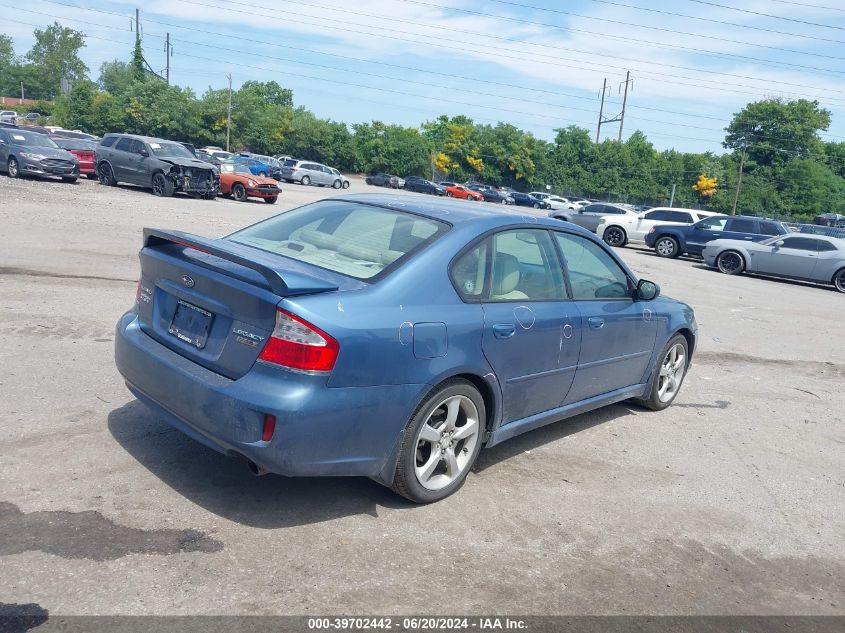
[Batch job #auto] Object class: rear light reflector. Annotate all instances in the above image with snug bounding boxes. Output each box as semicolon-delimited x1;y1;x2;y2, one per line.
258;309;339;373
262;414;276;442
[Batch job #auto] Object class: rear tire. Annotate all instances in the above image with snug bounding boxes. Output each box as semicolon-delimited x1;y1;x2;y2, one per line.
332;179;342;189
232;182;248;202
833;268;845;293
635;334;689;411
654;236;680;258
533;202;540;208
603;226;627;247
392;379;485;503
300;175;310;186
716;250;745;275
151;172;174;197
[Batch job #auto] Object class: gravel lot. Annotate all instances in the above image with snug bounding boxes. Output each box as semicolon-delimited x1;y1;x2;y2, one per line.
0;176;843;616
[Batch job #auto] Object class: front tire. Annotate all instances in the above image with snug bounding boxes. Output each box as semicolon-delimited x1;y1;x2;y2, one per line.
716;250;745;275
392;379;485;503
61;176;78;184
98;162;116;186
300;175;310;186
151;172;174;197
232;182;248;202
654;236;680;258
603;226;627;247
7;157;20;178
264;195;278;204
342;180;350;189
635;334;689;411
446;191;453;197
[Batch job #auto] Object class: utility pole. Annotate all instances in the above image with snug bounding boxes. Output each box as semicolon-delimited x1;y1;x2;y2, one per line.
226;73;233;152
135;9;140;45
596;73;631;143
669;183;676;207
165;33;172;85
617;71;632;142
596;78;607;143
731;148;747;216
20;81;24;100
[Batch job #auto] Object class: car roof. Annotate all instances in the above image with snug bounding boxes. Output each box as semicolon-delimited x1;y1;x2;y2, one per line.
331;193;593;232
103;133;179;144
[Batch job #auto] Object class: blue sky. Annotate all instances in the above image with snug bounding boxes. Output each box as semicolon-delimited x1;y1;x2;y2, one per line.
4;0;845;153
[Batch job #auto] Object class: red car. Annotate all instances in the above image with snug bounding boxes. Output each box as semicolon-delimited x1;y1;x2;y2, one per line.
53;138;97;178
444;184;483;201
219;162;281;203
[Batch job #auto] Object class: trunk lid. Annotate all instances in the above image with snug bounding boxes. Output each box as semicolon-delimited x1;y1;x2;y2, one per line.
136;229;340;379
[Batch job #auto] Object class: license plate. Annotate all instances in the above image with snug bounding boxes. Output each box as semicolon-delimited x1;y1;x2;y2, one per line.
168;300;213;349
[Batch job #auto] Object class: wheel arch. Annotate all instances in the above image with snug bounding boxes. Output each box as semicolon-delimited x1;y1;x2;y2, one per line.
830;265;845;285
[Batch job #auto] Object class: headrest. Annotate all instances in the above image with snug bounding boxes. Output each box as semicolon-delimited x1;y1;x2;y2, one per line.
492;253;520;296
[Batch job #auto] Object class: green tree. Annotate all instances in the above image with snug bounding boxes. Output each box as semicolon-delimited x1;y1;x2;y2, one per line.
353;121;431;175
724;98;831;167
98;60;136;96
25;22;88;98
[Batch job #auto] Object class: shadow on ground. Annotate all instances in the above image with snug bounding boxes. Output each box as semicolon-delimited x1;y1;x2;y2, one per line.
108;399;637;527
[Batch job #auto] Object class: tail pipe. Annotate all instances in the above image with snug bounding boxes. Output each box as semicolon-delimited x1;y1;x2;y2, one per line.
246;460;270;477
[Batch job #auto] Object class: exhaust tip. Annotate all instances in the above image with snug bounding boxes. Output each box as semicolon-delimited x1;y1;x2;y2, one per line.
246;460;270;477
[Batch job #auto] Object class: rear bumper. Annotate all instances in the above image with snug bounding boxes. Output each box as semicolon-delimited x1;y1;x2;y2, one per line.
114;312;425;480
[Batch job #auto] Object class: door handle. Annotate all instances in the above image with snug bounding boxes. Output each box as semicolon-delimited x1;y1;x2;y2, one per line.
492;323;516;339
588;317;605;330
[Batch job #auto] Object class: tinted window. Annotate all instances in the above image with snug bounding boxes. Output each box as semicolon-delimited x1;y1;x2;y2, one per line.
99;136;117;147
698;216;727;230
283;159;297;167
780;237;818;251
816;241;838;252
229;200;448;281
645;210;673;221
489;230;564;301
729;219;756;233
129;139;145;155
759;222;782;236
668;211;694;223
114;137;132;152
602;205;625;215
555;233;630;300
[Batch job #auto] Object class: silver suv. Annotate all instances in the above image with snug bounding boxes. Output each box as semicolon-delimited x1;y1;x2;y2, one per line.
280;159;347;188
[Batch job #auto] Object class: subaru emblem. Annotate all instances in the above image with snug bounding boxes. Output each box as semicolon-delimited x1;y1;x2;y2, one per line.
181;275;195;288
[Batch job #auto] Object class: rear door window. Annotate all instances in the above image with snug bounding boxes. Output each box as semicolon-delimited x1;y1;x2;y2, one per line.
100;136;118;148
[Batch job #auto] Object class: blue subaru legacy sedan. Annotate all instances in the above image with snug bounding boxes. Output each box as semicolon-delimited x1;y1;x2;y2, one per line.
115;194;697;502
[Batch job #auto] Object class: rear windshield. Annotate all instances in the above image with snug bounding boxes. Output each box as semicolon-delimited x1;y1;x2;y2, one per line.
227;200;449;281
283;159;298;167
54;139;97;151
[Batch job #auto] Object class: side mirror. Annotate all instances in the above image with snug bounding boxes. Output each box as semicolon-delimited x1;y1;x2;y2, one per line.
637;212;646;219
635;279;660;301
773;240;784;248
138;148;148;157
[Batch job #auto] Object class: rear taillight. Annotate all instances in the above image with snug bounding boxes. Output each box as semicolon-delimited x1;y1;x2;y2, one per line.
258;309;339;373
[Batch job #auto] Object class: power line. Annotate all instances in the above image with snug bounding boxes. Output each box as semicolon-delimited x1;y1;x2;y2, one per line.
768;0;845;11
682;0;845;30
518;0;845;44
145;0;845;103
36;0;845;107
8;7;845;145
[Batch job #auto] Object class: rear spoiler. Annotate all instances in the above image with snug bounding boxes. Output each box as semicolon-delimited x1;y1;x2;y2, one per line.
143;228;339;296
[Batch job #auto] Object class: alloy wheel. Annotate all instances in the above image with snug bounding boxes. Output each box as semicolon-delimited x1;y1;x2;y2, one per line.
152;173;165;196
717;251;743;274
604;227;625;247
834;269;845;293
656;238;676;257
657;343;686;403
8;157;19;178
414;395;480;491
